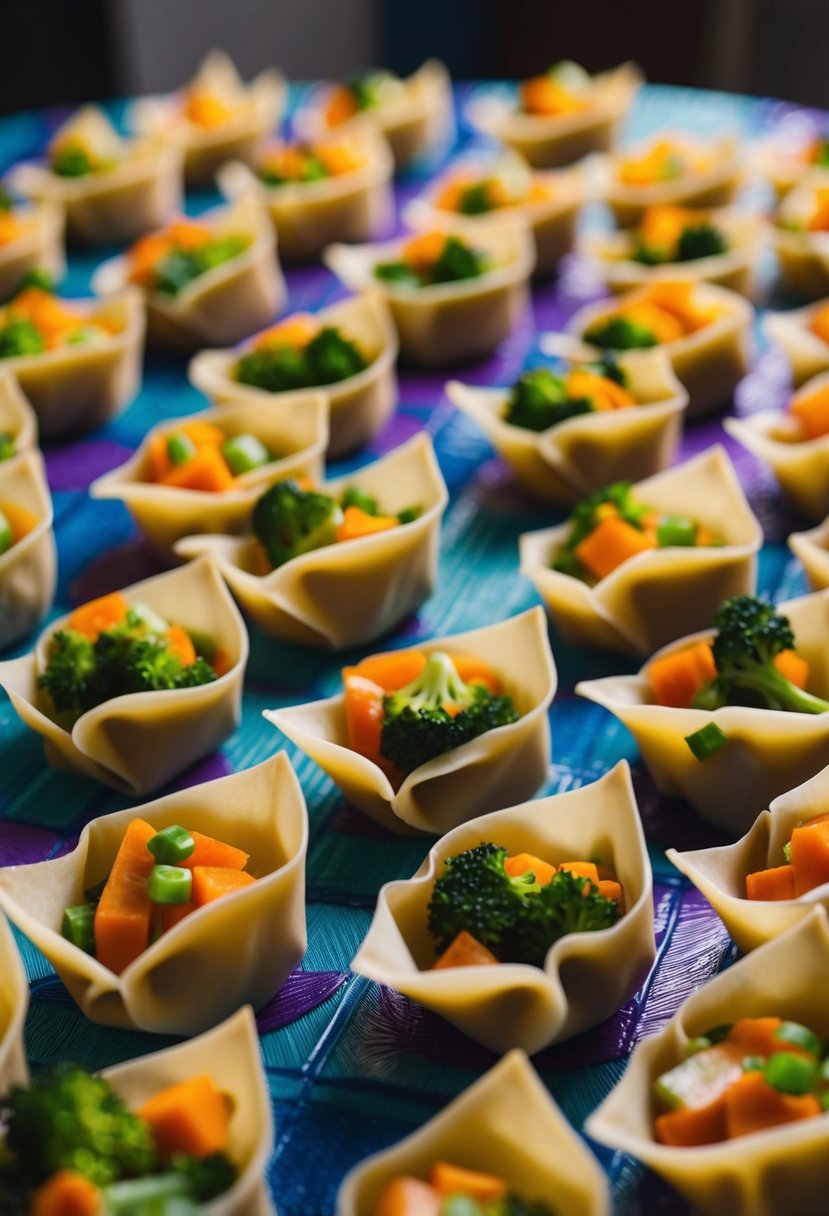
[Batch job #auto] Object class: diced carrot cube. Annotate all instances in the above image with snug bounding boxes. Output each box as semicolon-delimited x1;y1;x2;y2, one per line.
745;865;797;902
723;1071;821;1139
68;591;129;640
138;1074;231;1157
647;641;717;709
598;879;625;912
164;625;197;667
183;830;249;871
191;866;256;907
31;1170;101;1216
558;861;600;885
325;84;360;128
504;852;556;885
376;1177;440;1216
810;304;829;346
655;1098;727;1146
790;818;829;895
429;1162;507;1201
336;505;398;543
432;930;500;969
574;514;655;581
789;384;829;440
402;232;447;272
160;445;236;493
520;76;585;117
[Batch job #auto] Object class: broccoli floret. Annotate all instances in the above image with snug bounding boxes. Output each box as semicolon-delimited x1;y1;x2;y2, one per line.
379;652;518;775
374;261;422;287
259;148;328;186
1;1063;157;1186
0;320;46;358
504;368;593;432
235;327;366;392
0;432;15;461
153;235;249;297
169;1152;237;1201
584;315;658;350
693;595;829;714
676;223;727;262
631;239;670;266
306;326;368;385
37;630;100;718
252;480;342;568
457;182;495;215
50;142;96;177
552;480;649;578
431;236;488;284
427;843;619;967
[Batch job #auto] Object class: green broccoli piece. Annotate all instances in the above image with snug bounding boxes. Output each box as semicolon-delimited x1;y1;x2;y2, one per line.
552;481;650;579
252;480;342;568
373;260;422;288
18;268;56;294
431;236;488;284
815;139;829;168
0;1062;158;1186
0;432;15;461
306;326;368;385
0;185;12;212
169;1152;237;1201
341;485;379;515
0;320;46;358
504;368;594;432
153;235;249;297
457;182;495;215
427;843;619;967
693;595;829;714
676;223;727;262
584;315;658;350
631;239;670;266
379;652;518;775
50;142;96;177
346;70;398;111
258;148;328;186
235;327;366;392
37;630;100;718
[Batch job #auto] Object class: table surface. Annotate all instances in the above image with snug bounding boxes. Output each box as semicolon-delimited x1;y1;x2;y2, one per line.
0;79;823;1215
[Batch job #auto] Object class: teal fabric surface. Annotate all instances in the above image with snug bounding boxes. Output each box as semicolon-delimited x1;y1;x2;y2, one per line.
0;81;822;1214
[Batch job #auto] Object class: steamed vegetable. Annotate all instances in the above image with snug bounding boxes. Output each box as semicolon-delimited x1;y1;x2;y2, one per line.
504;360;633;431
236;315;368;392
256;140;361;186
0;500;37;557
747;811;829;900
631;206;727;266
375;1165;558;1216
127;220;251;297
146;419;273;492
324;70;405;127
375;233;489;288
616;139;708;186
584;282;718;350
0;285;111;358
519;60;591;117
49;139;117;178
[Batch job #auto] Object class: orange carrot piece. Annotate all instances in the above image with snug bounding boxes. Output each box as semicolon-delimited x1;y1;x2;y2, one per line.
183;830;249;871
128;233;174;286
68;591;129;640
10;287;79;339
728;1017;786;1058
184;93;232;128
148;432;172;482
336;505;398;543
0;500;37;543
376;1178;440;1216
565;370;634;412
346;649;427;692
435;179;468;212
31;1170;101;1216
790;818;829;895
504;852;557;885
402;232;447;272
451;654;502;693
325;84;360;127
254;313;319;350
789;384;829;440
811;304;829;346
745;865;797;902
655;1098;727;1147
575;514;655;581
137;1074;231;1158
160;902;194;933
559;861;600;885
723;1071;821;1139
598;879;625;912
179;420;227;448
773;648;809;689
430;1162;507;1201
211;647;232;678
432;930;500;969
520;75;585;116
647;641;717;709
191;866;256;907
164;625;197;667
343;672;386;765
617;299;686;343
93;818;157;975
160;446;236;493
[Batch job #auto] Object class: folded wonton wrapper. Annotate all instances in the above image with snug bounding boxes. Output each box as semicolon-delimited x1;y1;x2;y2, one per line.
337;1049;610;1216
267;607;556;835
403;155;584;279
598;133;745;229
465;62;642;170
587;908;829;1216
764;295;829;387
567;281;753;420
0;556;247;795
724;370;829;522
6;106;183;246
90;394;328;561
581;207;764;297
577;590;829;836
130;50;286;187
351;760;653;1054
0;753;306;1037
324;221;535;367
92;195;285;350
188;291;398;459
102;1007;275;1215
752;135;829;202
789;514;829;589
447;341;686;505
0;374;37;463
217;127;395;262
772;171;829;299
0;914;28;1093
0;200;64;299
0;289;145;438
668;763;829;954
175;432;447;648
520;446;761;653
0;449;56;651
295;60;454;173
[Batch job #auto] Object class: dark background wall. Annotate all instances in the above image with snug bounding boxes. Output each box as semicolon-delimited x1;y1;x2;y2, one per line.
0;0;826;116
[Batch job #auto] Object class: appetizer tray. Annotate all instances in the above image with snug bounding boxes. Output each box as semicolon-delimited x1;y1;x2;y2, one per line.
0;81;819;1214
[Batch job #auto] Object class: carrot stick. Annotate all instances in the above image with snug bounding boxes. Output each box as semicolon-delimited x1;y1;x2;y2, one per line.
430;1162;507;1201
745;865;796;901
137;1074;231;1158
93;818;156;975
724;1071;821;1139
191;866;256;907
184;830;249;871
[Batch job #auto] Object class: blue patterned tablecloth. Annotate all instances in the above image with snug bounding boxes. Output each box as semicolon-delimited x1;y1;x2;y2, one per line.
0;81;824;1215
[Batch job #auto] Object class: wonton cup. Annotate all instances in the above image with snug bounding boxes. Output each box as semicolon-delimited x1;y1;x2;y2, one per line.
0;754;306;1036
752;135;829;202
324;221;535;368
789;515;829;590
266;607;556;835
337;1049;610;1216
0;556;247;795
217;127;395;262
567;281;753;420
772;171;829;299
102;1007;275;1215
587;908;829;1216
465;62;642;170
577;590;829;836
295;60;454;173
668;763;829;955
91;195;285;351
0;913;28;1093
764;296;829;387
0;200;64;300
90;394;328;562
446;341;686;505
582;207;763;297
0;449;56;651
188;291;398;459
175;432;448;649
520;445;761;654
0;289;145;438
5;105;183;246
403;157;584;280
350;760;653;1054
0;374;37;464
599;133;744;229
724;369;829;522
130;50;286;188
